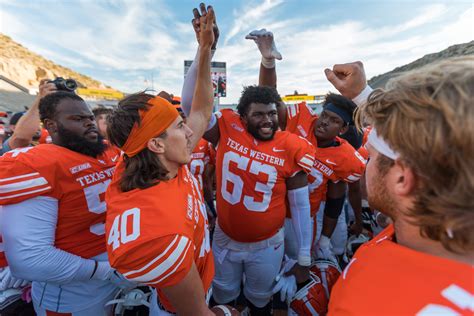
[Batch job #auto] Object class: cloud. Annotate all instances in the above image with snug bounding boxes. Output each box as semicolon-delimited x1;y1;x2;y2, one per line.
224;0;284;45
1;1;472;103
218;3;473;102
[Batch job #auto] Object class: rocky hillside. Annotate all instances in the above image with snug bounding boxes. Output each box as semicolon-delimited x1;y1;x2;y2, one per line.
0;33;110;90
369;41;474;88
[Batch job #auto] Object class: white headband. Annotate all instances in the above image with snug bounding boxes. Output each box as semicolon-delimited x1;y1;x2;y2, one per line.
367;128;399;160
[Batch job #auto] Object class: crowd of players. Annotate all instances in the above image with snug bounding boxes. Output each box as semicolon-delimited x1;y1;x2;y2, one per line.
0;3;472;316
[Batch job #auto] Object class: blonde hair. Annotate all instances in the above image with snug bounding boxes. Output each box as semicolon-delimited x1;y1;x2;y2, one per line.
356;56;474;254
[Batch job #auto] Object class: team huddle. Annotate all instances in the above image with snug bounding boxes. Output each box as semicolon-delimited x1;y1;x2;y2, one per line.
0;3;472;316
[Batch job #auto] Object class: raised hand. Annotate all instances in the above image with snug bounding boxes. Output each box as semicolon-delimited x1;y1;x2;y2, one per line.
246;28;282;60
192;3;219;49
38;79;57;99
324;61;367;99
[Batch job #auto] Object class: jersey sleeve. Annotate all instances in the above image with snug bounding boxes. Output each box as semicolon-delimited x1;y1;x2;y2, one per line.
286;102;317;138
208;143;216;166
0;158;53;205
336;149;366;183
290;135;316;174
0;234;7;268
112;234;195;289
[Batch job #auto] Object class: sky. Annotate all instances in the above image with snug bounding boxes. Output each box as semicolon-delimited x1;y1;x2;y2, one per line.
0;0;473;104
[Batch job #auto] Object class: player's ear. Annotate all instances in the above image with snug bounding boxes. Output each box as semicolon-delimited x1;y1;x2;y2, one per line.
147;137;165;154
392;160;416;197
340;124;349;135
43;118;58;135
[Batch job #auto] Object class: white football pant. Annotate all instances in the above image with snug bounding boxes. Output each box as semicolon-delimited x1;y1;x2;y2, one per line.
212;224;284;308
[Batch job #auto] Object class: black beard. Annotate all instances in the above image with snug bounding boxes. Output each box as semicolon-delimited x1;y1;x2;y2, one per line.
57;124;106;158
246;123;277;141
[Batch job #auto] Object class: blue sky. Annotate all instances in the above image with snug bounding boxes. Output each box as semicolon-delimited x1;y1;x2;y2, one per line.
1;0;473;103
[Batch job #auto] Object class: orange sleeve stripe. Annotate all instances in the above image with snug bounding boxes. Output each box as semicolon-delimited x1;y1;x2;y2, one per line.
124;235;191;283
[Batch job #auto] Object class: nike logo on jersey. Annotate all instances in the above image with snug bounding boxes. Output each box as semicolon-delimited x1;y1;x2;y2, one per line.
325;159;337;165
272;147;285;152
111;155;119;162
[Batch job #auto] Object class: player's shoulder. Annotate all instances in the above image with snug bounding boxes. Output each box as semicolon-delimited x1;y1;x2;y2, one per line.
339;226;395;281
277;131;315;151
0;145;64;203
0;144;68;175
335;138;367;165
287;102;316;120
217;108;238;120
103;143;122;158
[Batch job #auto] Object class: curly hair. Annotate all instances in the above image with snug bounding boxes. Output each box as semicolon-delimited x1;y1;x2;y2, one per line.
107;92;169;192
39;91;84;123
236;85;282;116
356;56;474;254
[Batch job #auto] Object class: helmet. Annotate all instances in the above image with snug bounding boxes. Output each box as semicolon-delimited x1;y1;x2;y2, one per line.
0;288;22;310
289;273;328;316
345;233;371;259
105;287;152;316
310;259;342;298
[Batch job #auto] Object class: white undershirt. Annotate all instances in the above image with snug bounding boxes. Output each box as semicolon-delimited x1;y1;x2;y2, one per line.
1;196;97;283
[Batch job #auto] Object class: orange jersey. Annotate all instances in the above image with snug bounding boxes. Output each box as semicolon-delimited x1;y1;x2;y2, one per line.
0;144;120;259
105;163;214;313
286;103;366;215
362;125;372;147
357;145;369;161
215;109;316;242
0;234;6;268
329;225;474;316
38;128;52;144
285;102;318;141
188;138;215;192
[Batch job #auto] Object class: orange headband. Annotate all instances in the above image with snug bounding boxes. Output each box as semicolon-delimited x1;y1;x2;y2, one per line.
121;96;179;157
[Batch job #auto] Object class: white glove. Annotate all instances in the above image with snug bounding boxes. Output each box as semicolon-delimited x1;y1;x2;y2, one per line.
92;261;136;290
272;255;298;302
273;274;297;302
245;28;282;67
0;267;29;290
315;235;337;262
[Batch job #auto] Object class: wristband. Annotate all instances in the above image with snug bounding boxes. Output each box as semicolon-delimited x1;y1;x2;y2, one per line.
261;56;276;69
352;85;373;106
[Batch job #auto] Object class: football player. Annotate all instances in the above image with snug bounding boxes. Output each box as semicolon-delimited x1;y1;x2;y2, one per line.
105;4;216;316
325;58;473;315
182;34;315;316
0;90;128;315
248;30;366;263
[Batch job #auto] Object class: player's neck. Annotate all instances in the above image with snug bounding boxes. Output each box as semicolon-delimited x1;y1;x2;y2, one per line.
316;137;338;148
160;159;179;179
394;217;473;265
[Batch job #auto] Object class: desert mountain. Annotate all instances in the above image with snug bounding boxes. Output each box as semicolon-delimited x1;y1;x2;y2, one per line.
0;33;110;91
368;41;474;88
